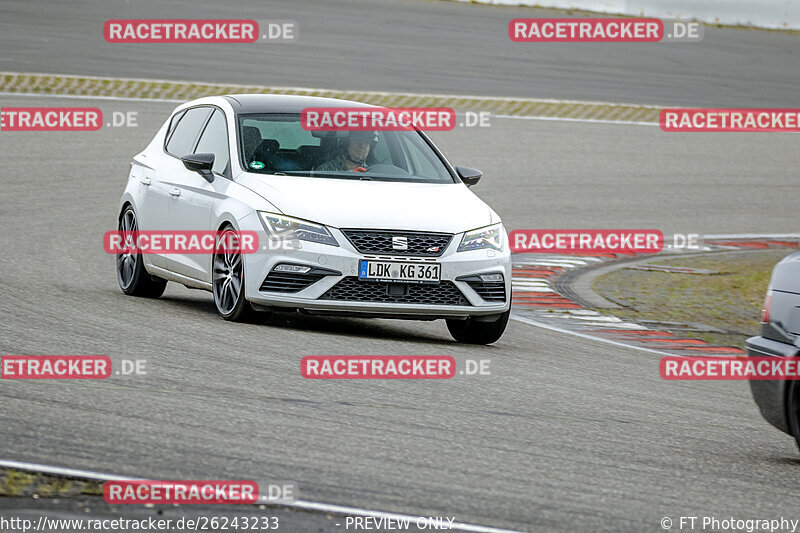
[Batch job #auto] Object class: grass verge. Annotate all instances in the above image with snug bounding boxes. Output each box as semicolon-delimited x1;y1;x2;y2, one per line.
0;468;103;498
592;249;795;347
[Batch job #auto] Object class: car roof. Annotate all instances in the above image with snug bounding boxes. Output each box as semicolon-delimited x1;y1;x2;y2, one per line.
222;94;375;114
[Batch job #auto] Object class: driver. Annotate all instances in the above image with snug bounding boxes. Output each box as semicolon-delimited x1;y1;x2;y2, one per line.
316;131;377;172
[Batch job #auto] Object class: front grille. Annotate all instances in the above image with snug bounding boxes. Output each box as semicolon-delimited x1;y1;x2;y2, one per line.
341;229;453;257
320;277;469;306
464;279;506;302
260;266;339;293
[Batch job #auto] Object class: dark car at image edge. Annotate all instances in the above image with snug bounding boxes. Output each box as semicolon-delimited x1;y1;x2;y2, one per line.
748;251;800;448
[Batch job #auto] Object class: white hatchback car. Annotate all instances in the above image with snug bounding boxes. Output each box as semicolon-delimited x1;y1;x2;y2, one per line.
116;95;511;344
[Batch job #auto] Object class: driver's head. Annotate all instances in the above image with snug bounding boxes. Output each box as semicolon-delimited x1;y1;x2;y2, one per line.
344;131;377;164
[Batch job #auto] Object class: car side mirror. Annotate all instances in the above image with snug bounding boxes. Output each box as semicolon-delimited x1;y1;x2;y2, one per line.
181;153;215;183
455;166;482;187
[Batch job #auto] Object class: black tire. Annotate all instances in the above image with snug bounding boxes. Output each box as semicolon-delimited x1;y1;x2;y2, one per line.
116;206;167;298
787;380;800;451
446;309;510;345
212;225;257;322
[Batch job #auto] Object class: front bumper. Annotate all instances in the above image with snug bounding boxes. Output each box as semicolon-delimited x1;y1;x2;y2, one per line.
746;335;800;434
239;216;512;319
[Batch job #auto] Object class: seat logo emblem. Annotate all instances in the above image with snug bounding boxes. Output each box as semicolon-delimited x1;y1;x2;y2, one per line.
392;236;409;251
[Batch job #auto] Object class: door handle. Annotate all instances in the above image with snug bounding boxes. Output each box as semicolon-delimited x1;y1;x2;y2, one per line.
140;177;151;186
169;187;181;197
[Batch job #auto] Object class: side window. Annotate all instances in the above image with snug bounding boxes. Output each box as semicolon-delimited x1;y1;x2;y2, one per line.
165;107;212;157
267;124;317;150
398;134;445;179
371;134;389;164
165;110;185;145
194;109;229;175
241;118;319;150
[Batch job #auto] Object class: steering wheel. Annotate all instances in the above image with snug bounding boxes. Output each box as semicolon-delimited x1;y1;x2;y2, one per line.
361;163;411;176
354;157;391;172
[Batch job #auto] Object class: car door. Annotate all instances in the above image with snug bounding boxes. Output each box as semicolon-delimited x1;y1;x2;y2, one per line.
136;110;199;268
164;107;232;282
156;106;213;274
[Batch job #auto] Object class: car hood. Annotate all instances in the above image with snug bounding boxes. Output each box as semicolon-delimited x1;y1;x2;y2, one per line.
236;173;498;233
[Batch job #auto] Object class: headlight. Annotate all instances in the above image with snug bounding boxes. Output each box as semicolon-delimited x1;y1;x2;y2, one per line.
258;212;338;247
458;223;504;252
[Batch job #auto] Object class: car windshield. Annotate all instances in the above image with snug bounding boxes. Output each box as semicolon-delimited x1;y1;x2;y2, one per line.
238;113;455;183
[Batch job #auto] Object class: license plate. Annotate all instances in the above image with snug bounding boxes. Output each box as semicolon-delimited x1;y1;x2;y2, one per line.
358;260;440;283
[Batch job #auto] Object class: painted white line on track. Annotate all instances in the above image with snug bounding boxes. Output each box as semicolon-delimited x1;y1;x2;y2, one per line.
702;233;800;239
288;501;528;533
495;114;658;127
0;459;529;533
510;314;677;357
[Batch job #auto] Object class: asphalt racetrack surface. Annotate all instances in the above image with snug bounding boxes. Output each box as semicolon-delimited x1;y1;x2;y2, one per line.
2;0;800;106
1;94;799;531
